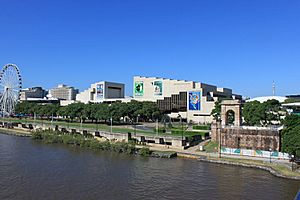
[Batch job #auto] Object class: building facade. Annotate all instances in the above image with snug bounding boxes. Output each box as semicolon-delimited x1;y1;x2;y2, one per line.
20;87;47;101
76;81;125;104
133;76;241;123
49;84;79;100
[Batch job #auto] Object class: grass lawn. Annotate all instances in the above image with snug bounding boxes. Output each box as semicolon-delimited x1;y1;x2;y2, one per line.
204;141;219;153
2;118;202;138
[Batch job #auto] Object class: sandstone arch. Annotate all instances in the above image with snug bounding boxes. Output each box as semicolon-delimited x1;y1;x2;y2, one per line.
221;100;242;127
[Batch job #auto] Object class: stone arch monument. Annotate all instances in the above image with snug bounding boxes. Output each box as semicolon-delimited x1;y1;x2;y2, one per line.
211;99;280;151
221;100;242;127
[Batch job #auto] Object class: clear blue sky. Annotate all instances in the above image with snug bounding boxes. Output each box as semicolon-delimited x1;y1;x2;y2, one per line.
1;0;299;98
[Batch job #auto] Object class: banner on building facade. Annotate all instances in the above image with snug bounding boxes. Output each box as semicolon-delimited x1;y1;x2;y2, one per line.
153;81;163;96
188;91;201;110
134;81;144;96
96;84;104;99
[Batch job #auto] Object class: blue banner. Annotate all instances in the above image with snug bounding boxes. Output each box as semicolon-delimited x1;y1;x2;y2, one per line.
189;91;201;111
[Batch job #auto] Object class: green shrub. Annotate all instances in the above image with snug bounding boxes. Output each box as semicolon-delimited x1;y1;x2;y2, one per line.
80;139;92;148
43;134;62;144
31;130;137;155
61;135;74;144
101;140;111;150
89;139;101;150
139;147;151;156
32;132;43;140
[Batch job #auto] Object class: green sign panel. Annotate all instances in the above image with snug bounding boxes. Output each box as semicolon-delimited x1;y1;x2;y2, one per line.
134;81;144;96
154;81;162;96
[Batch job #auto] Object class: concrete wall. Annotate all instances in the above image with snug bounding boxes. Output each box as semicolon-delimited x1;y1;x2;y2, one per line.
16;123;189;149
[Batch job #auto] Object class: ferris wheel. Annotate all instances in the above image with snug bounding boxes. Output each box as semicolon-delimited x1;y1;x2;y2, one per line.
0;64;22;116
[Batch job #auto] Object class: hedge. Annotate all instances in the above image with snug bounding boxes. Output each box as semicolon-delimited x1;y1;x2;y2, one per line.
193;125;211;130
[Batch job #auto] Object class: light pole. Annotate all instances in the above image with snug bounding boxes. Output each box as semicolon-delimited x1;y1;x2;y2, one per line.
137;114;140;125
134;114;140;136
51;114;53;130
178;114;183;141
156;118;159;136
110;115;113;134
108;104;112;134
219;131;222;158
291;155;294;171
34;112;36;128
269;148;272;163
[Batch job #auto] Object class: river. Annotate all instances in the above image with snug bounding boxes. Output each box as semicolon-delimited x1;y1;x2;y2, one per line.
0;133;299;200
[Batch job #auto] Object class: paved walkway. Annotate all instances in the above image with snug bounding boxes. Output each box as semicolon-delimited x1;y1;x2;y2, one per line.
147;143;292;164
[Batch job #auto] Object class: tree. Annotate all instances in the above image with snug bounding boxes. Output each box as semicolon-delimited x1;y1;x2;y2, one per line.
14;100;163;124
242;100;283;126
93;103;109;122
15;102;38;116
126;101;143;119
64;103;85;122
243;101;264;126
263;99;282;125
211;101;221;121
81;103;93;122
281;115;300;157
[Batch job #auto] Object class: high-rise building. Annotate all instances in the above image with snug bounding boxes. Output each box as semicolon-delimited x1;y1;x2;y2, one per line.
49;84;78;100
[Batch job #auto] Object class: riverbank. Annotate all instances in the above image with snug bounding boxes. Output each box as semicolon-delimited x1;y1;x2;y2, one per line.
0;127;32;137
141;145;300;180
198;156;300;180
1;128;299;180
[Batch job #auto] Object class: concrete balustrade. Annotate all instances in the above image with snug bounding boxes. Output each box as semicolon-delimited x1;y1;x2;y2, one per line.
9;122;192;149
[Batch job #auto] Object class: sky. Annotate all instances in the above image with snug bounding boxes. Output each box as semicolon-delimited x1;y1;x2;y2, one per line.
0;0;299;98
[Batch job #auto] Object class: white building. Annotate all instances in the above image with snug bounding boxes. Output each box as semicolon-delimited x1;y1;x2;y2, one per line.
49;84;79;100
247;96;287;103
76;81;126;104
133;76;241;123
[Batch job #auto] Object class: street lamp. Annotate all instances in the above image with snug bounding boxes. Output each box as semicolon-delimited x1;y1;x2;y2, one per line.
51;114;53;130
108;104;113;134
269;148;272;163
219;131;222;158
291;155;295;171
80;116;83;131
178;114;183;141
110;115;113;134
134;114;140;136
34;112;36;128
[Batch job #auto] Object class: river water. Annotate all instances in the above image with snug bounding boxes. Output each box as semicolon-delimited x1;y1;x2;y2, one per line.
0;133;299;200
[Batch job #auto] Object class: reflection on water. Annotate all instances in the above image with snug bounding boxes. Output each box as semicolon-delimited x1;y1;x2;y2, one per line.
0;134;299;200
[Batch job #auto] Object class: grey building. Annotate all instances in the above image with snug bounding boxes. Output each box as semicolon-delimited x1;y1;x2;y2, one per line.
20;87;47;101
